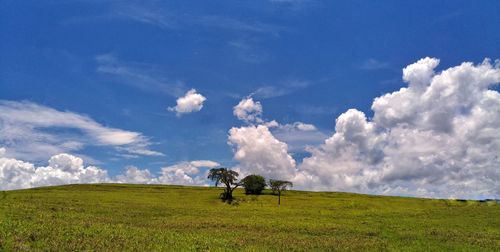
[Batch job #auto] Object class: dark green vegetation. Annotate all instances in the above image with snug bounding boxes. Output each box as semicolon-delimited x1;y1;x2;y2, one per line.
208;168;240;202
0;184;498;251
241;175;266;195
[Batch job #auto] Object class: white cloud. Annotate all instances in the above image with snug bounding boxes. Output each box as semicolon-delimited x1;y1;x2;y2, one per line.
0;153;108;190
360;58;390;70
402;57;440;90
233;97;263;123
168;89;207;115
115;166;158;184
116;159;218;186
157;160;219;186
228;125;296;180
296;58;500;199
232;97;324;155
280;122;317;131
189;160;220;168
114;159;221;187
0;101;162;162
158;166;198;185
0;157;35;190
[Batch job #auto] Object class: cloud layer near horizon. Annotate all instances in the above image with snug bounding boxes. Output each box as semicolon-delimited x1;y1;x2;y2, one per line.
0;152;219;190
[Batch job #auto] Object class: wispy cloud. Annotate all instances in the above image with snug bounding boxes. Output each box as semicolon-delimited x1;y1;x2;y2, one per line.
0;100;163;162
96;54;186;97
228;39;270;64
111;4;179;30
251;78;319;99
70;2;284;36
360;58;390;70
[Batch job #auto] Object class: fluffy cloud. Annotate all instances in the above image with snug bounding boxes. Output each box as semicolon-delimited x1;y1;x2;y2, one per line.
0;152;220;190
228;125;296;180
157;162;206;186
0;153;108;190
118;160;219;186
0;100;162;162
168;89;206;115
297;58;500;199
230;97;323;177
232;97;323;152
115;166;157;184
233;97;263;123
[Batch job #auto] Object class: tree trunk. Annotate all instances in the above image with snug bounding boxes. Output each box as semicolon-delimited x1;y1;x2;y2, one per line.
278;191;281;206
224;184;232;200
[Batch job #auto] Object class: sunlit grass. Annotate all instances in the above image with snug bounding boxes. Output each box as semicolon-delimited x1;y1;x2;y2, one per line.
0;184;498;251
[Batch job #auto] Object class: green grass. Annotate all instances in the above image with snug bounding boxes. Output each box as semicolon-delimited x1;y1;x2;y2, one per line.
0;184;498;251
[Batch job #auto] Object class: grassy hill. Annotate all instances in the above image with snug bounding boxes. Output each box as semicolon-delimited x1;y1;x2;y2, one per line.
0;184;498;251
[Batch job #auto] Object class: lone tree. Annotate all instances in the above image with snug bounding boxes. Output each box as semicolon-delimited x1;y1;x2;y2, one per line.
269;179;293;206
241;174;266;195
208;168;240;202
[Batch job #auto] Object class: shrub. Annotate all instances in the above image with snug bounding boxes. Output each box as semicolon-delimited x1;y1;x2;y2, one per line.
241;175;266;195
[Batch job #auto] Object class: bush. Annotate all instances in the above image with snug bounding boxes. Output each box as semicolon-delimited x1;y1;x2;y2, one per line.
241;175;266;195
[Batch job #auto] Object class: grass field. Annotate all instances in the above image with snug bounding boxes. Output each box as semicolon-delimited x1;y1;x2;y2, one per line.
0;184;498;251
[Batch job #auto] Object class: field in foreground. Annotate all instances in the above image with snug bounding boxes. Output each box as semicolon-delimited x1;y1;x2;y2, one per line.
0;184;498;251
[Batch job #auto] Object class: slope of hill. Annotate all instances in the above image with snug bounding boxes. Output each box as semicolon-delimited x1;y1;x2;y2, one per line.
0;184;498;251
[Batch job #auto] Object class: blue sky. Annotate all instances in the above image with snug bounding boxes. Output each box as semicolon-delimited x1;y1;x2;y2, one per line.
1;0;499;198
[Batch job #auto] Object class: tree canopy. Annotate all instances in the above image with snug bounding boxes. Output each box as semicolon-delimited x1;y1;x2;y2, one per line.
241;174;266;195
208;168;240;202
269;179;293;205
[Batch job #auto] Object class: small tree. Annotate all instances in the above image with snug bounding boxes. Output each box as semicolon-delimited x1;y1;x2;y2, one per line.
241;175;266;195
269;179;293;206
208;168;240;202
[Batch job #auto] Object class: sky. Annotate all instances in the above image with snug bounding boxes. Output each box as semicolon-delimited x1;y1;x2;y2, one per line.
1;0;499;199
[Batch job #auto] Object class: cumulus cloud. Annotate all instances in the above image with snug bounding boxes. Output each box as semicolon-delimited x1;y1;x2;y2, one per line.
0;152;221;190
297;58;500;199
230;97;323;172
157;162;207;186
228;125;296;180
0;153;108;190
0;100;162;162
168;89;207;115
112;159;221;186
115;166;158;184
120;160;219;186
233;97;263;123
